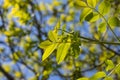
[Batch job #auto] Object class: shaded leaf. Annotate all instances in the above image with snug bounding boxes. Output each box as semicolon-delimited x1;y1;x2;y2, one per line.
85;12;99;22
98;22;107;33
80;8;92;22
108;17;120;27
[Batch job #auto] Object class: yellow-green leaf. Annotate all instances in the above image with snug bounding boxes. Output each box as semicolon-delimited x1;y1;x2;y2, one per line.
90;71;106;80
57;41;71;64
48;30;58;42
87;0;97;7
98;1;111;15
42;43;58;61
74;0;87;8
39;40;52;49
77;77;89;80
115;63;120;74
104;76;113;80
105;60;115;71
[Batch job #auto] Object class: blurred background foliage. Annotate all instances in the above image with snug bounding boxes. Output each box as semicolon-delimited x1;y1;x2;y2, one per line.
0;0;120;80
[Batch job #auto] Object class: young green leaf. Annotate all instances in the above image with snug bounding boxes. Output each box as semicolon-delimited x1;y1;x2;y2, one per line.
42;43;58;61
80;8;92;22
39;40;52;49
98;0;111;15
87;0;97;7
90;71;106;80
48;30;58;42
105;60;115;71
57;40;71;64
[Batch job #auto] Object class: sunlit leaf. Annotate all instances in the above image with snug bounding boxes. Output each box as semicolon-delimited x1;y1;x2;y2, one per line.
104;76;113;80
115;63;120;74
90;71;106;80
48;30;58;42
98;0;111;15
87;0;97;7
57;39;71;64
39;40;52;49
42;43;58;61
74;0;87;8
105;60;115;71
77;77;89;80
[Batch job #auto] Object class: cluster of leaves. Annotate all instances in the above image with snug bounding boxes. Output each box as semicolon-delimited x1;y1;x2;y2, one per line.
40;0;120;79
0;0;120;80
40;21;81;64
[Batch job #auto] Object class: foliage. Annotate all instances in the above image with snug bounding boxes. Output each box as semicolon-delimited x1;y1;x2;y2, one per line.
0;0;120;80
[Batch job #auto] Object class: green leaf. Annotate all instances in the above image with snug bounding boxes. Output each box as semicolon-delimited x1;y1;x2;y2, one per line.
87;0;97;7
105;60;115;71
98;0;111;15
85;12;100;22
42;43;58;61
98;22;107;33
39;40;52;49
57;39;71;64
90;71;106;80
48;30;58;42
115;63;120;74
74;0;87;8
104;76;113;80
108;17;120;27
77;77;89;80
80;8;92;22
